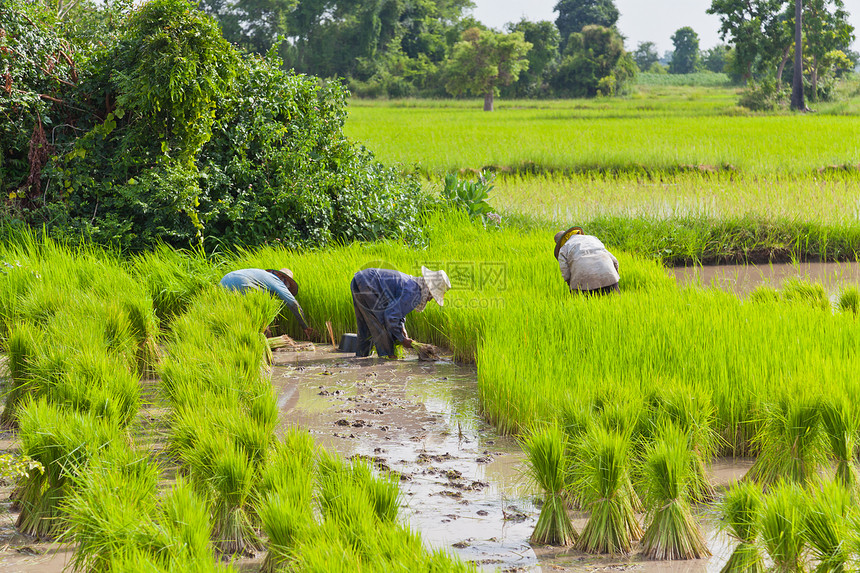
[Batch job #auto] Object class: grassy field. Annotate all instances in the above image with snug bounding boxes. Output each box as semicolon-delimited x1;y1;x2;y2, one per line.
345;85;860;177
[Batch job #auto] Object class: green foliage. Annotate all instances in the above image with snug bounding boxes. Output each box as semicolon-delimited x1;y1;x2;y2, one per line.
719;482;766;573
441;172;497;223
633;41;659;72
5;0;426;251
551;25;635;97
503;19;560;98
554;0;619;49
443;27;532;110
669;27;701;74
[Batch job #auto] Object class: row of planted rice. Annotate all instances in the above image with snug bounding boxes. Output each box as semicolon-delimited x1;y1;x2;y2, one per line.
0;233;471;571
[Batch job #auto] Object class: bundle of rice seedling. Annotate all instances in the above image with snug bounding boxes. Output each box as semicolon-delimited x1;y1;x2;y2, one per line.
644;385;722;502
258;429;316;497
803;480;854;573
520;423;577;546
412;341;441;361
267;334;299;350
16;399;124;539
761;481;807;573
747;396;826;486
837;286;860;315
575;425;642;555
0;322;44;425
185;432;261;556
719;481;765;573
639;424;710;560
62;446;159;572
350;460;401;524
146;478;221;569
819;395;860;493
258;485;316;573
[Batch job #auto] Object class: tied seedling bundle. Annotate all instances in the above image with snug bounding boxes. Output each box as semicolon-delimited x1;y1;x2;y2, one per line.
575;425;642;555
521;423;577;546
639;424;710;560
719;481;765;573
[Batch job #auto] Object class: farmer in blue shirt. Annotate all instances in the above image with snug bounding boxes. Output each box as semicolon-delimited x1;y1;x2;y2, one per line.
219;268;315;339
351;266;451;358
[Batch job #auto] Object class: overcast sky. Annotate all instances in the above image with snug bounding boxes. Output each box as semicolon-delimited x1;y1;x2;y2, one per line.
469;0;860;54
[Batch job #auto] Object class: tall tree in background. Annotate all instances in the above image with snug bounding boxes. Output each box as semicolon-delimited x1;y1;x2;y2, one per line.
550;25;635;97
504;19;560;97
669;27;700;73
443;27;531;110
554;0;618;49
707;0;786;80
633;41;659;71
802;0;854;100
790;0;805;109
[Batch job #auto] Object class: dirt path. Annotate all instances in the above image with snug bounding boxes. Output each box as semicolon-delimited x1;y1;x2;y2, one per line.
272;347;749;572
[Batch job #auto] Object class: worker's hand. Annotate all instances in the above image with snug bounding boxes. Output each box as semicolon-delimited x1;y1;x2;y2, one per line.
402;337;413;349
304;327;317;340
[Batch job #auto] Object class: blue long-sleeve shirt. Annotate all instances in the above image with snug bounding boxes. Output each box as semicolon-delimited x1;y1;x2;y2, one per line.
352;269;423;342
219;268;309;329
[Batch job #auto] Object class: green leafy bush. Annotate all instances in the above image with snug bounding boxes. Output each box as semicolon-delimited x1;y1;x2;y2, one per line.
4;0;425;251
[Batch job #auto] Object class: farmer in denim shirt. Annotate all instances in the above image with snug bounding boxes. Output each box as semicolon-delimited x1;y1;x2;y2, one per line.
219;268;315;338
350;266;450;358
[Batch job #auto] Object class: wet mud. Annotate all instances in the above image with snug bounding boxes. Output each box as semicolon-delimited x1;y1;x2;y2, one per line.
273;347;750;572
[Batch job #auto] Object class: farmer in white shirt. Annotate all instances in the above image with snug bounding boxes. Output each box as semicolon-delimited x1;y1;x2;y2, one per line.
554;226;620;294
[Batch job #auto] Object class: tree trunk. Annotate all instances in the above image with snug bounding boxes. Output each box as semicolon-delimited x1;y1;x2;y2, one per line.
810;55;819;102
776;46;791;91
483;92;494;112
790;0;806;111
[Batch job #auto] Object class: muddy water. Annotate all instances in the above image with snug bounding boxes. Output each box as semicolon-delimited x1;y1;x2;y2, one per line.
674;261;860;297
272;348;749;573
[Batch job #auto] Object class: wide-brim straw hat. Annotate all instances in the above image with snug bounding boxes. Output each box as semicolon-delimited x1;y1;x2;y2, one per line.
421;266;451;306
554;226;584;259
268;268;299;297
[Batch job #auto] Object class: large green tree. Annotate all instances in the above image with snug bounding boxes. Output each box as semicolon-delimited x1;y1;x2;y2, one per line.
550;24;635;97
669;26;701;73
633;41;659;72
504;19;560;97
443;27;531;110
554;0;618;49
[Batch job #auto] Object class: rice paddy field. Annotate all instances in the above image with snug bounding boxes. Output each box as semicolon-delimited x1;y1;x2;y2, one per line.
2;83;860;570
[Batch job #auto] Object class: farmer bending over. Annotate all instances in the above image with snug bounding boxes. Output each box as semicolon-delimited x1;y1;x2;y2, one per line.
351;266;450;358
555;226;620;295
219;268;315;338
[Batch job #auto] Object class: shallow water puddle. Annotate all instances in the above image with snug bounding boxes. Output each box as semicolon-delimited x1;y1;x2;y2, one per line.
272;348;747;572
674;261;860;297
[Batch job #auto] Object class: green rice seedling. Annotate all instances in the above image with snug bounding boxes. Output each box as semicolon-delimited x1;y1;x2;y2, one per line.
258;485;316;573
143;477;224;570
350;459;401;524
184;431;261;556
748;285;780;304
719;481;766;573
575;425;642;555
819;395;860;493
761;481;808;573
639;424;710;560
644;385;721;501
130;243;219;324
747;396;827;487
62;445;159;572
1;322;45;425
16;399;125;539
51;349;141;428
520;423;577;546
258;429;316;498
803;480;855;573
837;286;860;315
781;279;830;311
558;399;594;508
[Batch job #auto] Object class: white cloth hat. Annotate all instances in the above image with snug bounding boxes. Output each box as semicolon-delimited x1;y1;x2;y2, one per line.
421;266;451;306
